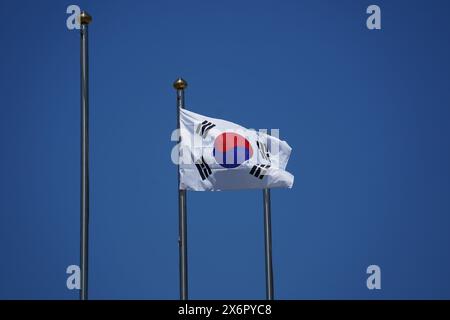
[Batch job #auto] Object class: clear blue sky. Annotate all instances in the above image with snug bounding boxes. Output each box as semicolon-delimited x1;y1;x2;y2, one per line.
1;0;450;299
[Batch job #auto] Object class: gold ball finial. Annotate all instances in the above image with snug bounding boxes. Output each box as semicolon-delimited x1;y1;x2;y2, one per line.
80;11;92;25
173;78;188;90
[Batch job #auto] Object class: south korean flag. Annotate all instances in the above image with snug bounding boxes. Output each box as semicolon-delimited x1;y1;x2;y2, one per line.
178;108;294;191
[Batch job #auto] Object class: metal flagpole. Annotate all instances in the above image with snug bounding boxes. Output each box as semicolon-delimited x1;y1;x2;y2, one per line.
174;78;188;300
263;188;274;300
80;10;92;301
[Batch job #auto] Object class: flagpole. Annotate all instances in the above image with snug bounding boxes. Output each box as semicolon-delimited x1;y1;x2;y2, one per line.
263;188;274;300
174;78;189;300
80;10;92;301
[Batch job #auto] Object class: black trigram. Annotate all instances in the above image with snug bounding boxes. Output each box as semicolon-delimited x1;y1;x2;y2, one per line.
196;120;216;138
249;164;271;179
195;156;212;180
256;141;270;162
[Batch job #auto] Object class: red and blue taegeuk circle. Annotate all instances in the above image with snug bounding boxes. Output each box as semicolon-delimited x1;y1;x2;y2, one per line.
213;132;253;168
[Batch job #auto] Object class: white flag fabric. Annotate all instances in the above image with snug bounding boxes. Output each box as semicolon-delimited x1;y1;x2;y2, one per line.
178;108;294;191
